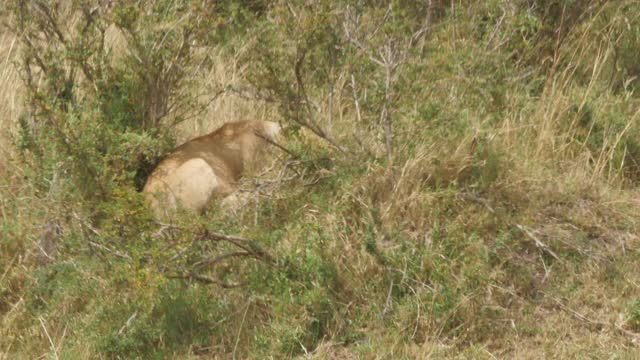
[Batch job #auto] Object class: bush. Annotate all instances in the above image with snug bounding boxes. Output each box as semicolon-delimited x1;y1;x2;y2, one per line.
3;0;640;358
9;0;223;200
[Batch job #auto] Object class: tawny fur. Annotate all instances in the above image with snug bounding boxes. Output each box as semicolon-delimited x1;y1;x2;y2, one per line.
143;120;280;219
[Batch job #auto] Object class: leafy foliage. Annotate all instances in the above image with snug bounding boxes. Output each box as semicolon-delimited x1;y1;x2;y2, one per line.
9;0;224;200
2;0;640;359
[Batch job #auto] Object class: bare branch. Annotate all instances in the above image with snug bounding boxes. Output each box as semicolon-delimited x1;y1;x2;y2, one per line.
166;272;245;288
254;131;300;159
193;251;252;270
516;224;562;263
32;0;66;43
343;3;432;159
117;312;138;336
154;224;280;288
197;230;275;264
293;49;346;153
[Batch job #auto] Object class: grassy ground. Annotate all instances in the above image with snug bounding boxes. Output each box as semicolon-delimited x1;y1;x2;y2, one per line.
2;1;640;359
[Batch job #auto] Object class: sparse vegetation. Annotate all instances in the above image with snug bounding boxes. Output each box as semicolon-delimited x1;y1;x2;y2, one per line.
2;1;640;358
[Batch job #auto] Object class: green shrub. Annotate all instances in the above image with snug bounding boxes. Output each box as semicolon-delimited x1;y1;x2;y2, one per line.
4;0;640;358
9;0;222;200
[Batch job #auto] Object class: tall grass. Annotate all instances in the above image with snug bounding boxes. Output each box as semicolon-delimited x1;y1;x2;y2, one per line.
2;1;640;358
0;29;19;171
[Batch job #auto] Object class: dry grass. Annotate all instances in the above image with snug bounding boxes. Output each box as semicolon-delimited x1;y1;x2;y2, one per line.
2;1;640;358
174;46;282;143
0;27;20;173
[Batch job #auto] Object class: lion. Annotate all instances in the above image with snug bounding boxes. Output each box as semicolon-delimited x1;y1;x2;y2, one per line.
142;120;281;219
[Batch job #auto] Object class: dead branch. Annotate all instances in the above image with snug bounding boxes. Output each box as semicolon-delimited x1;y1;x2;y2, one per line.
516;224;562;263
457;192;495;213
73;212;133;261
197;230;275;265
485;5;508;50
193;251;252;270
117;311;138;336
86;241;133;261
293;49;346;153
255;131;300;159
32;0;66;43
166;272;245;288
155;225;278;288
382;279;394;318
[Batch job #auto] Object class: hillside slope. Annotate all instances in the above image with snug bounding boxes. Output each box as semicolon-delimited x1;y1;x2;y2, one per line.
2;1;640;358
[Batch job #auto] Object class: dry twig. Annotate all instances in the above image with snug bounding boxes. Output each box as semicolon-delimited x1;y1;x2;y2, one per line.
158;226;276;288
516;224;562;263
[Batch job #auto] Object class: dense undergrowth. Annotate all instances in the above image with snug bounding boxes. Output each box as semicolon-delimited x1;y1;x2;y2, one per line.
2;1;640;358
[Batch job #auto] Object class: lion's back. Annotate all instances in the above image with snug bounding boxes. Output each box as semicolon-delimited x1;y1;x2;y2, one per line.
142;120;280;219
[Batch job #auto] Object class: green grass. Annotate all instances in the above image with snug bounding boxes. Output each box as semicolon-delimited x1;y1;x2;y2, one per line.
2;1;640;358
